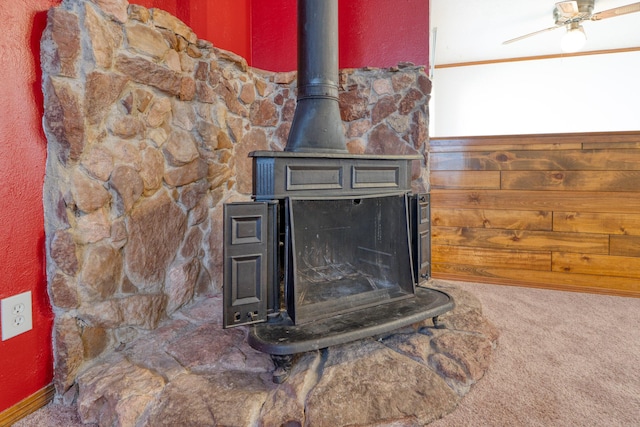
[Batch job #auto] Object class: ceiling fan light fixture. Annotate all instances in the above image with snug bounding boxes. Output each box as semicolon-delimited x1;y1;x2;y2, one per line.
561;22;587;52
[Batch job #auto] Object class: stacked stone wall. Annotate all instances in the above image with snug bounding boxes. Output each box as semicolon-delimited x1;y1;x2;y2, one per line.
41;0;431;396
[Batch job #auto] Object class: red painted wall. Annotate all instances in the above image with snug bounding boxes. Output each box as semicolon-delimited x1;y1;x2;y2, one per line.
192;0;251;61
250;0;429;72
134;0;429;72
251;0;298;71
339;0;429;69
137;0;251;61
0;0;59;413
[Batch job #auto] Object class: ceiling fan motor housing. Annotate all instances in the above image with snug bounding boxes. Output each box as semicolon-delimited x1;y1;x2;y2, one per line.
554;0;595;24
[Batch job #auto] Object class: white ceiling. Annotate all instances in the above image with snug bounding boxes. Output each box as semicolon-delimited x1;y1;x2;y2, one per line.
430;0;640;65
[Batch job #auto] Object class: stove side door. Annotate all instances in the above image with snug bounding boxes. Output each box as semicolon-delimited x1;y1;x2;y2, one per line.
411;193;431;284
223;202;271;328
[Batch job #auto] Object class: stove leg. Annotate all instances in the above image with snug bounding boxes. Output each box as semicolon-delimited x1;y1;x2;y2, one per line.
433;315;445;329
271;354;293;384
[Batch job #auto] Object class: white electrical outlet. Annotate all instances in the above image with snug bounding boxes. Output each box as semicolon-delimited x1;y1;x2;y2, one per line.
1;291;33;341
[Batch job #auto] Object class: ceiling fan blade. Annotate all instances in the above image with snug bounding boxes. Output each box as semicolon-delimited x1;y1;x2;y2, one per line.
503;25;563;45
591;2;640;20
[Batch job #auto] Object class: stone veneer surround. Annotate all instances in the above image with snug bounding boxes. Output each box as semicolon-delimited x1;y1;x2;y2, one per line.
41;0;431;398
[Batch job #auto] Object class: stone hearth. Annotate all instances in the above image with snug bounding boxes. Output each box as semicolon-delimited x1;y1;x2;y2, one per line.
75;280;497;426
40;0;497;425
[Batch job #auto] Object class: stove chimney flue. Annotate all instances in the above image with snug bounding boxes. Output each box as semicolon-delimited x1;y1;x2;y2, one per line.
285;0;347;153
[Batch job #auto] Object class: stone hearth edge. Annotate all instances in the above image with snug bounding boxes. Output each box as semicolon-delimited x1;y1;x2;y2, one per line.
75;280;498;426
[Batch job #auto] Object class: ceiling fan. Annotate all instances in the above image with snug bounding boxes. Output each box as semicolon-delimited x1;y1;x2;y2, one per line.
503;0;640;52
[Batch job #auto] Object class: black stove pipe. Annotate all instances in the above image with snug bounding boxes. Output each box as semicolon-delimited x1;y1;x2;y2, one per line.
285;0;347;153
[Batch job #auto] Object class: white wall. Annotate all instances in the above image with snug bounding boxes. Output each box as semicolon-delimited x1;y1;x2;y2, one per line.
430;51;640;136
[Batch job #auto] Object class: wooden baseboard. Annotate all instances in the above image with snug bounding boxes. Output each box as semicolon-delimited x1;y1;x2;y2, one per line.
0;384;55;427
431;273;640;299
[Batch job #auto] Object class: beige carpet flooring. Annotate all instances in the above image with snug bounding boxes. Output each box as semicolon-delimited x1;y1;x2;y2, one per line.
13;280;640;426
431;281;640;427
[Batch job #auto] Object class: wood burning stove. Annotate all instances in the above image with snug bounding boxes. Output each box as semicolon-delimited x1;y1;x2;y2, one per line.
222;0;452;382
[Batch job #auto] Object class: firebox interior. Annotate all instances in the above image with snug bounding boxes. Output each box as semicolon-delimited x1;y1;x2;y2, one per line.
286;193;415;324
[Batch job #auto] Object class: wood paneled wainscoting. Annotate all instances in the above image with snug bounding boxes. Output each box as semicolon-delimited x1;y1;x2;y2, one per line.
429;131;640;297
